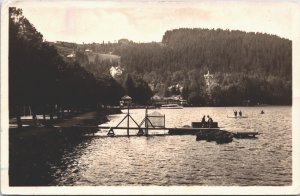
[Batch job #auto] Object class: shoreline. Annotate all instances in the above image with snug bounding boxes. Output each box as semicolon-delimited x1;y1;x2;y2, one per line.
9;108;121;135
9;107;121;186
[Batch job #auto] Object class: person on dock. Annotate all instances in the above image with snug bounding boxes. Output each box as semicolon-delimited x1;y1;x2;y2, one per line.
201;115;206;127
207;116;213;128
239;110;242;117
234;110;237;117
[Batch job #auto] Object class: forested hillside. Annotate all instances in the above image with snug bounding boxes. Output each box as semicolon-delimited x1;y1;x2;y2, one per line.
123;29;291;105
58;28;291;106
162;28;291;76
50;29;292;105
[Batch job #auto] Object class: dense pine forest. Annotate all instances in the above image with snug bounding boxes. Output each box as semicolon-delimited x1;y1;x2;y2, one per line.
56;28;292;106
9;7;292;127
124;28;292;106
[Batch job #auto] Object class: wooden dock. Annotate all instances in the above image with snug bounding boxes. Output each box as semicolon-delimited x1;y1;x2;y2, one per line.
60;125;259;139
169;127;220;135
51;108;259;139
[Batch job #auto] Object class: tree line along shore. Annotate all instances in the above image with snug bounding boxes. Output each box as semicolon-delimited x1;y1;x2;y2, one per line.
9;8;292;129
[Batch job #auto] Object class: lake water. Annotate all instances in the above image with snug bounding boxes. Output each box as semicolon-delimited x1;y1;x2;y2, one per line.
50;106;292;186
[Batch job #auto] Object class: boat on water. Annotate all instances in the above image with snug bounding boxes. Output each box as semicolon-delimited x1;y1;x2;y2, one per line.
169;119;259;139
161;104;183;109
169;120;234;144
196;130;234;144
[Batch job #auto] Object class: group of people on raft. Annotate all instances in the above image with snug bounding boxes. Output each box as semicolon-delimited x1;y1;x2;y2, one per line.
201;115;214;128
234;110;243;117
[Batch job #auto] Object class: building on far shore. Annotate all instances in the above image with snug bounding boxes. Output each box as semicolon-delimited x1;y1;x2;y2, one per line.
204;70;213;85
151;95;188;107
120;95;132;107
242;99;251;106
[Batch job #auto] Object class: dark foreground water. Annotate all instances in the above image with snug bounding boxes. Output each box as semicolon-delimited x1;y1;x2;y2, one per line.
10;106;292;186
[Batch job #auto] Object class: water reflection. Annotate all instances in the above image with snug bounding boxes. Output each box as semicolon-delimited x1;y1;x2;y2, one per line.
11;106;292;186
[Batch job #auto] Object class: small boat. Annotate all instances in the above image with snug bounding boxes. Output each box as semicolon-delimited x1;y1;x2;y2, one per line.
161;104;183;109
216;136;233;144
196;130;234;144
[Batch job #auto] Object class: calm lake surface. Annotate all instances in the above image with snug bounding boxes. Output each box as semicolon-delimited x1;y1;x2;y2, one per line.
50;106;292;186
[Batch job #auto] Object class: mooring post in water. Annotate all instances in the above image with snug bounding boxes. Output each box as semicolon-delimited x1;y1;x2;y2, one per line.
145;106;148;136
127;104;130;136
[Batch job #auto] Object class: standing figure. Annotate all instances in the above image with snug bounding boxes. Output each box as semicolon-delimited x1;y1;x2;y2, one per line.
239;110;242;117
201;115;206;127
234;110;237;117
208;116;213;128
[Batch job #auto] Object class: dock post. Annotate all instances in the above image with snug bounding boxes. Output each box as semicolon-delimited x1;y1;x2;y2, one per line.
127;105;129;136
107;128;115;137
145;106;148;136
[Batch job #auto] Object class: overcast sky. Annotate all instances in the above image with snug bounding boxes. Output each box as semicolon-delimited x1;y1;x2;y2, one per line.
12;0;294;43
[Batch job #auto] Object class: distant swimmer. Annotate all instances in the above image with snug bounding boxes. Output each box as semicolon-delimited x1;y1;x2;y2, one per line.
261;110;265;114
234;110;237;117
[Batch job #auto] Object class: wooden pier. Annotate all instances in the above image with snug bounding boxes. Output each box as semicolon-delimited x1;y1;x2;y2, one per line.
46;124;262;145
169;127;220;135
67;125;259;138
55;107;259;140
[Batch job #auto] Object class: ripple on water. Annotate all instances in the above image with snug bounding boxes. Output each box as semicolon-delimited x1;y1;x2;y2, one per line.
51;106;291;186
